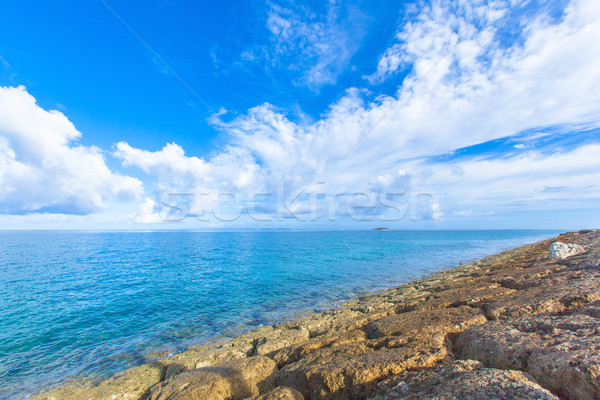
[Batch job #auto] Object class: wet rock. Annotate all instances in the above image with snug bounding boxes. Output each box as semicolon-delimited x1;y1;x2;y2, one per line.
549;241;585;259
147;356;277;400
369;359;558;400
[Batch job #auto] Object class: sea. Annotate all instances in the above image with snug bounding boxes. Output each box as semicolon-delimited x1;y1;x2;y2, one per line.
0;229;561;399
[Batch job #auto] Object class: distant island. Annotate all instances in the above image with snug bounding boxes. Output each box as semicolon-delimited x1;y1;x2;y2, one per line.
371;227;390;230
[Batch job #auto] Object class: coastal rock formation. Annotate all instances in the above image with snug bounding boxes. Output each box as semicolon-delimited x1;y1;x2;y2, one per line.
147;356;277;400
455;313;600;400
32;364;164;400
250;387;304;400
549;241;585;259
368;359;559;399
31;229;600;400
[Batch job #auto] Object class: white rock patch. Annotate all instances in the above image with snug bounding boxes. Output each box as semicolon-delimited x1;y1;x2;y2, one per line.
549;242;585;259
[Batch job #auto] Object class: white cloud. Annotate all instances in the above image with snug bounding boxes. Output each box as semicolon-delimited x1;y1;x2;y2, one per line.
0;86;143;215
114;141;266;220
247;0;368;88
421;143;600;215
364;0;508;85
129;197;164;224
117;0;600;224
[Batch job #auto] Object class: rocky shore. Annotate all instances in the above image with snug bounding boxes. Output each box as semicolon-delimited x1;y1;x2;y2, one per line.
33;230;600;400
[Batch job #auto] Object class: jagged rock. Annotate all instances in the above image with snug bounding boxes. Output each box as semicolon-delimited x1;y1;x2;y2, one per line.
147;356;277;400
394;284;516;313
249;386;304;400
255;327;310;357
549;241;585;259
366;306;487;339
271;329;367;368
369;359;559;399
479;268;600;320
281;307;394;338
455;314;600;400
154;326;306;379
277;336;447;399
156;343;251;379
32;364;164;400
276;306;487;399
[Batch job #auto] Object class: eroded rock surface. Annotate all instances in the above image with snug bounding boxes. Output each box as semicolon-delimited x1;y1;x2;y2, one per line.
249;386;304;400
455;313;600;400
32;364;164;400
30;229;600;400
369;359;559;400
147;356;277;400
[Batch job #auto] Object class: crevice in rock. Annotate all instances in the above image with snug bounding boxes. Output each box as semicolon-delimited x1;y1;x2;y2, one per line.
250;338;260;357
464;303;492;322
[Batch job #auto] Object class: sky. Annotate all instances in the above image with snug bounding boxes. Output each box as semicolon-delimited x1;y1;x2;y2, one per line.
1;0;600;230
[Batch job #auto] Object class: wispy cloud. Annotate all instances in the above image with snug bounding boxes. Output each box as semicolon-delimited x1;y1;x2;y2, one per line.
116;0;600;224
242;0;369;90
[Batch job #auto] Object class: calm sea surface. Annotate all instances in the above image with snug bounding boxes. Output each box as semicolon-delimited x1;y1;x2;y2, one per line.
0;230;560;399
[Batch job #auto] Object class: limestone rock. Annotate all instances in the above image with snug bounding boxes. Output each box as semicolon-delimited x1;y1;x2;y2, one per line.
255;327;310;357
369;359;558;400
549;241;585;259
277;307;487;399
277;336;448;399
32;364;164;400
394;284;515;313
282;307;393;338
366;306;487;339
455;314;600;400
156;343;251;379
271;329;367;368
249;386;304;400
480;268;600;320
147;356;277;400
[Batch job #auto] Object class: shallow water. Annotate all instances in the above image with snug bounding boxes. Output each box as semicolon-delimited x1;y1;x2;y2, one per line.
0;229;560;399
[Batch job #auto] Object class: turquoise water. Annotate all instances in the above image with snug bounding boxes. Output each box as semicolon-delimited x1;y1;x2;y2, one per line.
0;230;560;399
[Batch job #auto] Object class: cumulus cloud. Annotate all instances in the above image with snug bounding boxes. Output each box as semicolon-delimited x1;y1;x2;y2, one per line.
115;141;266;220
119;0;600;224
0;86;143;215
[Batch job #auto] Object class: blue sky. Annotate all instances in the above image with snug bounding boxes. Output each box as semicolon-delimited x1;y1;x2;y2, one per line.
1;0;600;229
